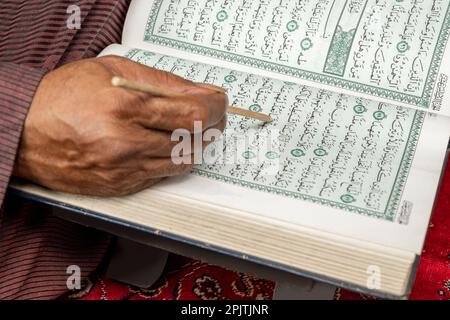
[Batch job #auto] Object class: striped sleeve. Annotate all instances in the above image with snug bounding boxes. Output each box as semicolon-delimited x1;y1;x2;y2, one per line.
0;62;46;207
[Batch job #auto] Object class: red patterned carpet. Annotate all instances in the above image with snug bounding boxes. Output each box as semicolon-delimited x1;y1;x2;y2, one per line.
68;255;275;300
70;162;450;300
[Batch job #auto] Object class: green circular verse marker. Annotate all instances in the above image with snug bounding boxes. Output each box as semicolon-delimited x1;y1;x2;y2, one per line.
286;20;299;32
397;41;410;53
242;151;256;160
353;104;367;114
224;74;237;83
265;151;279;160
373;110;387;120
341;194;356;204
314;148;328;157
300;38;313;51
249;104;263;112
216;10;228;22
291;148;305;157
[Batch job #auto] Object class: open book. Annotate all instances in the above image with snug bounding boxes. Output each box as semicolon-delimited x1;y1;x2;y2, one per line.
11;0;450;298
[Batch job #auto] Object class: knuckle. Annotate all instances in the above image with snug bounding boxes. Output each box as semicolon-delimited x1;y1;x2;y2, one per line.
97;55;130;74
188;105;209;128
168;163;193;177
99;55;126;65
160;70;175;83
160;69;192;86
216;92;229;112
96;169;128;190
218;115;227;132
96;137;132;165
180;163;194;174
108;170;125;184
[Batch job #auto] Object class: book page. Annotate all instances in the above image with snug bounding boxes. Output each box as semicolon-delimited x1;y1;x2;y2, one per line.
123;0;450;116
101;44;450;254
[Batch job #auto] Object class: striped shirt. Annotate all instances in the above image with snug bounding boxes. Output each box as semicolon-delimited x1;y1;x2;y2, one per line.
0;0;131;300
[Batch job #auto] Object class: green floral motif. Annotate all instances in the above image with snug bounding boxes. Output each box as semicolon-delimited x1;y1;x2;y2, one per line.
290;148;305;157
324;26;356;76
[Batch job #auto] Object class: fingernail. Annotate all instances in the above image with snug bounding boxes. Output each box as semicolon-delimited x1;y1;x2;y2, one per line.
196;83;227;94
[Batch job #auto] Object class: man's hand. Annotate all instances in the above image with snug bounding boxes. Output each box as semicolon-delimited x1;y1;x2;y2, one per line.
13;56;228;196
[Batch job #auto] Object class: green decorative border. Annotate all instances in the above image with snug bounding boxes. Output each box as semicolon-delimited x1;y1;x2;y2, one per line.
144;0;450;109
191;111;425;221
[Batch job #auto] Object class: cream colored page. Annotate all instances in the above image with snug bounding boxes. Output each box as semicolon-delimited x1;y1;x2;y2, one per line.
122;0;450;116
101;44;449;254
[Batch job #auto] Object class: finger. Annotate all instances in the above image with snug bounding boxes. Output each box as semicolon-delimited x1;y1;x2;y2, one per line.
195;83;227;94
132;115;227;158
130;92;228;132
123;177;164;196
102;55;223;96
101;56;228;130
142;157;195;178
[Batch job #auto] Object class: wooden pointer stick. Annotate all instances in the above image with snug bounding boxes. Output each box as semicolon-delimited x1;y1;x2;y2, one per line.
111;76;273;123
